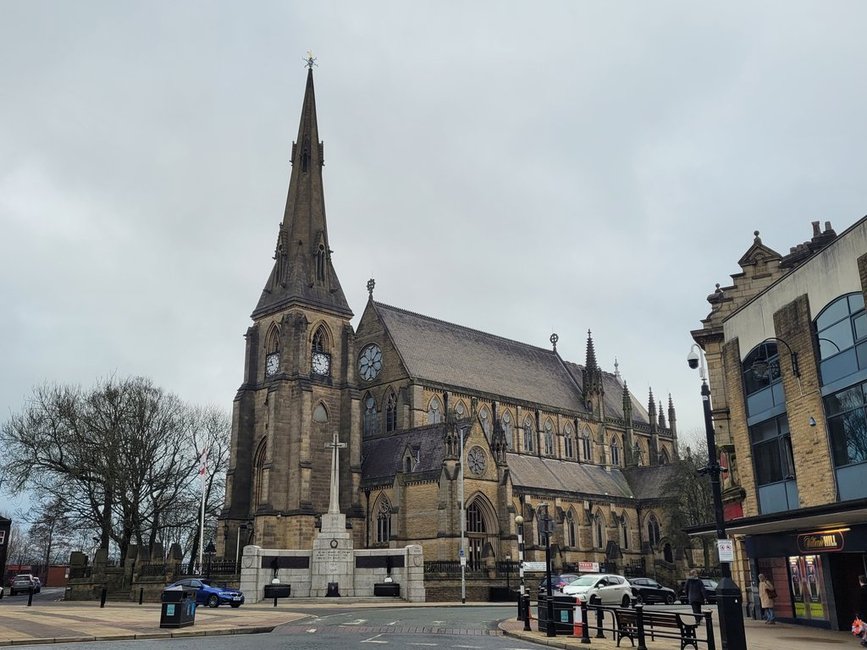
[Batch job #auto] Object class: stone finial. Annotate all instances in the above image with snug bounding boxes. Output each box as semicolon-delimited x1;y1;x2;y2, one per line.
550;332;559;351
754;230;761;243
367;278;375;297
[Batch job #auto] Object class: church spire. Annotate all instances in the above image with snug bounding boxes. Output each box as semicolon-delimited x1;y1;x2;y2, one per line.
253;66;352;319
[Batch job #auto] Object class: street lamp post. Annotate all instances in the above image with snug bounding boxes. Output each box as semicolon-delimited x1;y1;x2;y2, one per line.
516;514;530;629
540;504;556;638
687;344;747;650
457;422;470;605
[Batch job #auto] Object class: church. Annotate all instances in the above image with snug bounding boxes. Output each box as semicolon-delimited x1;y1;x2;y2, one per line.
217;65;682;596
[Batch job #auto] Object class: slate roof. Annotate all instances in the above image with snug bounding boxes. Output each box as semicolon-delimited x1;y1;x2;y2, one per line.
374;302;650;422
621;464;680;501
361;424;447;486
506;453;635;500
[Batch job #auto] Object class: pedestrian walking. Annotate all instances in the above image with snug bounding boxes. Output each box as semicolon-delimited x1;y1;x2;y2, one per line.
759;573;776;624
685;569;707;614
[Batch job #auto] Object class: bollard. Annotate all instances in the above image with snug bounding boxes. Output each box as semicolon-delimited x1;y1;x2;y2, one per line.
595;602;605;638
581;600;591;644
139;588;144;605
635;603;647;650
572;597;585;639
100;588;107;608
516;590;524;621
523;594;531;632
27;588;33;607
704;611;716;650
273;595;278;607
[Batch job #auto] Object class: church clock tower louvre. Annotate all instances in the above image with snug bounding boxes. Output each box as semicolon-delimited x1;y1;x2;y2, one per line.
219;64;363;555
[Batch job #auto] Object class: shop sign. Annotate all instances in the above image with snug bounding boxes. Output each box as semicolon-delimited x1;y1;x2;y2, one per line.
797;531;845;553
578;561;599;573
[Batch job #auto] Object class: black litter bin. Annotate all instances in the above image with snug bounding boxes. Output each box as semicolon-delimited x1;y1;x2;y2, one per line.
160;585;198;628
537;593;578;636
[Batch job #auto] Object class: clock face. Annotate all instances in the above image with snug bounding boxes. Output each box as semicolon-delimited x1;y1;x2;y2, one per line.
358;344;383;381
312;352;331;376
265;352;280;377
467;446;487;476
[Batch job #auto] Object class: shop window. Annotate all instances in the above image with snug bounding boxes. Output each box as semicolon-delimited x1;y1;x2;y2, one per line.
750;414;799;513
815;293;867;386
825;379;867;500
789;555;827;622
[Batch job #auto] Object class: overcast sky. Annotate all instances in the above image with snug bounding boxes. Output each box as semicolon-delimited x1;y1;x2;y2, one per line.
3;1;867;511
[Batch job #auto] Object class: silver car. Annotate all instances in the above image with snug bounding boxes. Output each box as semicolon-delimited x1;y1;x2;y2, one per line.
562;573;633;607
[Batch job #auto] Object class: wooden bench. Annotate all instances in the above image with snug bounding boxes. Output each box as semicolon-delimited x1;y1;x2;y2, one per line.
613;608;705;650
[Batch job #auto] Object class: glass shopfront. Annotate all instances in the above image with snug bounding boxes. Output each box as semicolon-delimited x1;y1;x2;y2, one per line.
788;555;827;622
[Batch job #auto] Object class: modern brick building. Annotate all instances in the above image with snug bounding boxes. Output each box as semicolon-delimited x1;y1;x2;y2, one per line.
218;66;687;597
692;216;867;629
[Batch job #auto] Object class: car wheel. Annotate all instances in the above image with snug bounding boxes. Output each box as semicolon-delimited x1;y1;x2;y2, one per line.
230;603;241;608
622;595;631;608
665;593;675;605
207;594;220;608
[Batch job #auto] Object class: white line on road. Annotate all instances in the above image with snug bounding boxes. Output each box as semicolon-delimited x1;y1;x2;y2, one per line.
408;644;438;647
343;619;368;625
452;645;483;649
306;628;317;633
361;633;388;644
386;620;400;625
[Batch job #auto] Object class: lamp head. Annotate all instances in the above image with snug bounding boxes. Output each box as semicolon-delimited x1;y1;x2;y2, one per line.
515;515;524;525
687;350;700;370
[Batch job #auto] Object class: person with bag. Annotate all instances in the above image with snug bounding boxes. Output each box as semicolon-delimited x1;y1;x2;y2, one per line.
685;569;707;614
759;573;776;624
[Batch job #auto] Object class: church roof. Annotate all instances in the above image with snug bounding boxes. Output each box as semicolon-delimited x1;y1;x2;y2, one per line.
506;453;634;499
621;463;680;500
373;301;649;423
361;424;447;486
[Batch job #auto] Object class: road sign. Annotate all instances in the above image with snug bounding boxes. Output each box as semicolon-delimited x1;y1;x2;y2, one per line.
718;538;734;562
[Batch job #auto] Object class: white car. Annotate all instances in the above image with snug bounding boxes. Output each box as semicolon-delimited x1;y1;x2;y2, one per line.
562;573;633;607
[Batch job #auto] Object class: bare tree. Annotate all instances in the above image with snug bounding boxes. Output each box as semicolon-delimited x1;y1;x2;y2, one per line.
661;440;716;568
0;376;231;568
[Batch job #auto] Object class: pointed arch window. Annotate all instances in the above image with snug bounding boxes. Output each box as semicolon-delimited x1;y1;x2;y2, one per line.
610;437;621;467
501;411;513;449
479;406;491;439
566;510;577;547
536;512;546;546
427;396;442;424
523;418;535;452
619;515;629;550
580;427;592;462
363;394;379;436
315;243;326;282
253;439;267;510
593;512;605;549
454;400;467;422
647;513;661;547
385;391;397;432
544;420;554;455
564;424;574;459
466;501;487;534
660;447;670;464
376;497;392;545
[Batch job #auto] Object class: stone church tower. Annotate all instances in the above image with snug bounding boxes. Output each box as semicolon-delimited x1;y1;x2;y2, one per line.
218;67;363;556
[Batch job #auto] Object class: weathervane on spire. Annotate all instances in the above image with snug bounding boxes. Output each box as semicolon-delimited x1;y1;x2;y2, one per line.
304;51;318;69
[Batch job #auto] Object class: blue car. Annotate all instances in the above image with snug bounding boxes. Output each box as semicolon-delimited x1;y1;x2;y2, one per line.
168;578;245;608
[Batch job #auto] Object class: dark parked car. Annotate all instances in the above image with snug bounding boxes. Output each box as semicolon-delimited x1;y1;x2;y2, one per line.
537;573;580;592
628;577;677;604
166;578;244;608
9;574;41;596
677;578;718;604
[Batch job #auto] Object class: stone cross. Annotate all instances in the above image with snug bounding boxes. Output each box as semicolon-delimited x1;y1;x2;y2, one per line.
325;430;347;514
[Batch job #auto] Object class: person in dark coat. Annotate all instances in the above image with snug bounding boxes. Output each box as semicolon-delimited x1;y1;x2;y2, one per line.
685;569;707;614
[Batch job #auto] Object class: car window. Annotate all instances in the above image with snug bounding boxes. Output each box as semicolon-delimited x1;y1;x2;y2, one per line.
191;580;203;588
648;580;658;587
571;576;600;586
